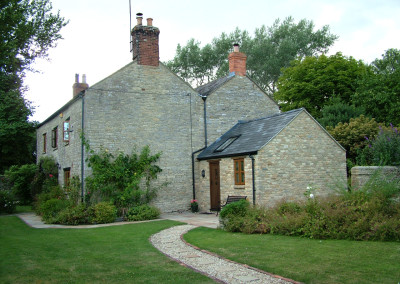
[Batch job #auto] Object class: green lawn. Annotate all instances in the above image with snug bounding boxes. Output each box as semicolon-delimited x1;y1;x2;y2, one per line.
3;215;399;284
184;227;400;284
0;216;214;283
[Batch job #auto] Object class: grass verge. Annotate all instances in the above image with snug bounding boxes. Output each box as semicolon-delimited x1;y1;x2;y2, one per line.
0;216;214;283
184;227;400;284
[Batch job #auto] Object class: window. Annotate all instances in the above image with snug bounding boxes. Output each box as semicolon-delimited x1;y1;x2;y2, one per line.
51;126;58;148
43;133;47;153
214;136;239;152
64;168;71;187
63;118;70;142
234;158;245;185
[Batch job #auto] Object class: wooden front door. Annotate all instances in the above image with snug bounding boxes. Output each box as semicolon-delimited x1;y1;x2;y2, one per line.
209;161;221;211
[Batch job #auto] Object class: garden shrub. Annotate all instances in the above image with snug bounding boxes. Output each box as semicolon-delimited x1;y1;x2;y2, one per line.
34;185;65;213
39;198;69;223
219;199;250;232
89;202;117;224
219;199;250;219
125;204;160;221
0;190;18;214
221;175;400;241
56;204;89;225
357;125;400;166
4;164;37;205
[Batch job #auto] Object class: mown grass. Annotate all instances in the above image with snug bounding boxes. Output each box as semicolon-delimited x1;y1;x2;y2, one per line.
0;216;214;283
184;227;400;284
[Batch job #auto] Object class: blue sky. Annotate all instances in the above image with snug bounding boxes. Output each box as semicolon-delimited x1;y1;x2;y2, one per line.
24;0;400;122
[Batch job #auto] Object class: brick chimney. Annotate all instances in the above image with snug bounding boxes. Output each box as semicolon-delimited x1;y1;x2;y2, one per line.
228;44;247;76
131;13;160;67
72;74;89;98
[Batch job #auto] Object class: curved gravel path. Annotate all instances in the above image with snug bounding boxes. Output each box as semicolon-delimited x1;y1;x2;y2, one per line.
150;224;299;284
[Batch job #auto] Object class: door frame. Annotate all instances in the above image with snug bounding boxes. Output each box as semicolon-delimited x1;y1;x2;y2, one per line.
209;160;221;211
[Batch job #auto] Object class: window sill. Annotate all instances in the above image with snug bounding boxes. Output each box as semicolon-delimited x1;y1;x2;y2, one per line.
234;185;245;190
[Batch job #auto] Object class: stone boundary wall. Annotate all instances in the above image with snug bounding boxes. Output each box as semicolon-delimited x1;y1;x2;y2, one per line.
351;166;400;189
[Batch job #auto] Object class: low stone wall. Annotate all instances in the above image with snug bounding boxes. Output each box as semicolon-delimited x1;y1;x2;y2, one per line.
351;166;400;189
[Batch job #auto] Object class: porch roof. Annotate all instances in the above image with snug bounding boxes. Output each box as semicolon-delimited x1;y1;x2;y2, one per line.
197;108;304;160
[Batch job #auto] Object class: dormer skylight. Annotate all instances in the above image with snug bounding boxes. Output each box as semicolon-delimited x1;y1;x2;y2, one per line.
214;136;239;152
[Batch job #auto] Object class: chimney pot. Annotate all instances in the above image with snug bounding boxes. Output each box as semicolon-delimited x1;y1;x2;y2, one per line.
82;74;87;84
233;43;240;52
136;13;143;25
147;18;153;26
75;73;79;83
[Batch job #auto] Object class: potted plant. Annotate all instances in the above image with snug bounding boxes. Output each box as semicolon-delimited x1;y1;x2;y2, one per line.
190;199;199;213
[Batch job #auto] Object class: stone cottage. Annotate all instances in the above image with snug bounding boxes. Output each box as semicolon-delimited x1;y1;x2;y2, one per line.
36;14;346;212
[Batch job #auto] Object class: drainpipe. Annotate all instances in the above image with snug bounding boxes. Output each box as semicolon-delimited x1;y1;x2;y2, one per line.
249;155;256;205
202;96;208;147
191;94;208;200
80;91;85;203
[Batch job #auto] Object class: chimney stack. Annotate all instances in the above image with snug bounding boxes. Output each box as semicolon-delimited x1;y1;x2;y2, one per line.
72;74;89;98
131;13;160;67
228;43;247;76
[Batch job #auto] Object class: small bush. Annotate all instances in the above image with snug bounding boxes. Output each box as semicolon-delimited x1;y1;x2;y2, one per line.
219;200;250;232
277;201;302;215
0;190;18;214
4;164;37;205
89;202;117;224
39;198;69;223
56;204;88;225
219;199;250;219
126;204;160;221
34;185;65;213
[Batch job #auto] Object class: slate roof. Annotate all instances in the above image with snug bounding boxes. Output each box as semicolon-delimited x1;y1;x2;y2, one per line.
197;108;305;160
195;73;235;97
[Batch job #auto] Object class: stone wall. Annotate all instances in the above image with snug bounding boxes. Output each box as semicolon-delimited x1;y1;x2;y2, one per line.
255;111;347;206
83;61;201;212
196;76;279;145
351;166;400;189
36;98;83;187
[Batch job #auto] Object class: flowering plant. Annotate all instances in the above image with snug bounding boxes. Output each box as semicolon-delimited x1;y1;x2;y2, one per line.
190;199;199;212
304;186;316;199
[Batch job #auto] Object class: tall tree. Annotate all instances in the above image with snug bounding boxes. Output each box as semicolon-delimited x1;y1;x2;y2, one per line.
166;17;337;92
274;53;369;118
0;0;68;173
353;48;400;125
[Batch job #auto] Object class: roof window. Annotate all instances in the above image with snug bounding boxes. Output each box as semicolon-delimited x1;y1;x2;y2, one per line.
214;136;239;152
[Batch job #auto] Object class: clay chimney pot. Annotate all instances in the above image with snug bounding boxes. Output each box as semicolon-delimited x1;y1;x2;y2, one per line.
147;18;153;26
136;13;143;25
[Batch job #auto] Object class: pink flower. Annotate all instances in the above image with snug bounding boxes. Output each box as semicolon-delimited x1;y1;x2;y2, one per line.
191;199;197;203
49;174;53;178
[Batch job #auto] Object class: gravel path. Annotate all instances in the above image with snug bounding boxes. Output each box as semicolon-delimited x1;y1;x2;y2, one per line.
150;224;299;284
